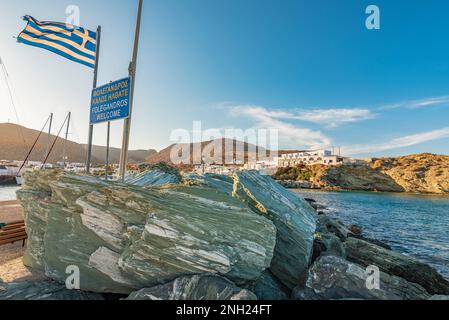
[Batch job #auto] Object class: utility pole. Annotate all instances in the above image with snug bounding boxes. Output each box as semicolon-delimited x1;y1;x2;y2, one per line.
86;25;102;174
63;112;72;168
119;0;143;181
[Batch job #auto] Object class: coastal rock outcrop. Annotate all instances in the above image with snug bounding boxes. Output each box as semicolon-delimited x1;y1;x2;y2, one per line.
274;153;449;194
126;274;257;300
245;270;290;301
233;171;317;289
344;237;449;295
293;256;430;300
312;232;346;263
17;170;277;294
317;215;353;241
0;280;104;300
372;154;449;194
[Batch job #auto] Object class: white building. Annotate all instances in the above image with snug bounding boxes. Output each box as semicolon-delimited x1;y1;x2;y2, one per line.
278;149;343;167
244;158;279;175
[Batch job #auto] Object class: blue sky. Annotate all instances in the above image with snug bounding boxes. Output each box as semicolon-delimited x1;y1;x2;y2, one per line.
1;0;449;157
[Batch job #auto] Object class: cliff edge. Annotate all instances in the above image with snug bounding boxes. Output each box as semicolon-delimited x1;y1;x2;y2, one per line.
275;153;449;194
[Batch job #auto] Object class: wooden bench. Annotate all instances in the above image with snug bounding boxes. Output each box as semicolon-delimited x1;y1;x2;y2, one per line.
0;221;27;247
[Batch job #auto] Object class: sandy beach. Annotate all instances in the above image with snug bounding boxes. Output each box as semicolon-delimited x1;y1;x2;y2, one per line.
0;200;45;283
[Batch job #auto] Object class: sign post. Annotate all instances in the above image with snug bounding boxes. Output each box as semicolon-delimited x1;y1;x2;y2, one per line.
119;0;143;181
105;121;111;180
86;26;102;174
90;77;131;124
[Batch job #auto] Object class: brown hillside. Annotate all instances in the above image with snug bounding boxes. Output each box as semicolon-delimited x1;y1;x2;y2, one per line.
275;153;449;194
0;123;156;164
146;139;272;165
372;153;449;194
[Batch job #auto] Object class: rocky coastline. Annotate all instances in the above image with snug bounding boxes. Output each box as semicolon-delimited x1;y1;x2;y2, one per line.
275;153;449;195
1;167;448;301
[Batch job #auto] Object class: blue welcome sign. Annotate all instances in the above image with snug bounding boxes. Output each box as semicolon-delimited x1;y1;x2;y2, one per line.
90;77;131;124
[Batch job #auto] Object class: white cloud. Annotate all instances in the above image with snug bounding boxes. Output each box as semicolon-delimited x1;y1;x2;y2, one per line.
294;108;375;127
380;95;449;110
230;105;332;149
229;105;375;127
343;127;449;155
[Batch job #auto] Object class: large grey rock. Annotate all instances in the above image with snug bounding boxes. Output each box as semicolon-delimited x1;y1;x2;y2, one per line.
183;173;235;194
125;166;180;187
126;274;257;300
293;256;430;300
246;270;290;301
312;232;346;263
18;170;277;294
0;280;104;300
344;237;449;295
429;295;449;300
233;171;316;289
317;215;352;241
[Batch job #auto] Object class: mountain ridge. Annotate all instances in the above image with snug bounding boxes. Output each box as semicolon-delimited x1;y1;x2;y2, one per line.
0;123;157;164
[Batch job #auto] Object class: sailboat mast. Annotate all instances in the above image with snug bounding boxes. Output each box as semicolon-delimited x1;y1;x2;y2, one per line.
45;113;53;160
63;112;72;168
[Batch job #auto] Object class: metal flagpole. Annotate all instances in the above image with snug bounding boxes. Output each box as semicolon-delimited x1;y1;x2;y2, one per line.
119;0;143;181
86;25;102;174
105;121;111;180
63;112;72;167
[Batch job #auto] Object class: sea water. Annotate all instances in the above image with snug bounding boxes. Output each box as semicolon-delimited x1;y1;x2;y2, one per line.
293;189;449;280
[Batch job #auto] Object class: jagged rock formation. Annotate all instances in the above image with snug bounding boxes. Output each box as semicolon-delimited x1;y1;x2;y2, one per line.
17;170;277;294
245;270;290;301
233;172;317;289
313;164;405;192
12;167;448;301
371;154;449;194
126;274;257;300
293;256;431;300
275;153;449;194
344;237;449;295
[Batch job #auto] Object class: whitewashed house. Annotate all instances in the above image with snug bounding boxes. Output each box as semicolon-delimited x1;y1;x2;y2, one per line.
278;149;343;167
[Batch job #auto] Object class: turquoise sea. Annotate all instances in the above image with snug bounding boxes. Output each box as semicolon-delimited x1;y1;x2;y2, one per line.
293;189;449;280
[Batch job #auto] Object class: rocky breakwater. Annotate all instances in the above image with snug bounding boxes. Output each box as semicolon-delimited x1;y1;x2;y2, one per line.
8;166;448;301
10;169;317;300
295;198;449;300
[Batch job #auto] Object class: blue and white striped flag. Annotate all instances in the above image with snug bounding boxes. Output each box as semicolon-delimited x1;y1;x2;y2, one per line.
17;15;97;68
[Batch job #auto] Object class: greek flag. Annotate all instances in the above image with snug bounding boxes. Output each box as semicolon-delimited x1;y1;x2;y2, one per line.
17;15;97;68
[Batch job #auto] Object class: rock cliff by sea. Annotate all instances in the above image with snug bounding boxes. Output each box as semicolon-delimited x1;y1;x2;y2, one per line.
275;153;449;194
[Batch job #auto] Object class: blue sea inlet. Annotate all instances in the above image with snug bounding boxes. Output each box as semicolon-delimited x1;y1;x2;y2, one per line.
294;189;449;280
